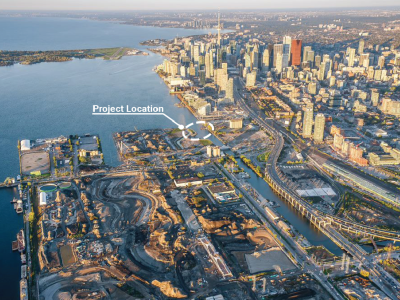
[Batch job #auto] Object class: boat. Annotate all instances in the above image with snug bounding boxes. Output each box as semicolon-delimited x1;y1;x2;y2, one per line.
16;200;23;214
21;254;26;264
14;203;17;209
11;197;18;203
20;279;28;300
12;241;18;251
17;230;25;252
21;265;27;279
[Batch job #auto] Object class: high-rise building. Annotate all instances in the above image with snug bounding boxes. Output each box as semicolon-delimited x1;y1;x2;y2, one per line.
360;53;370;68
283;36;292;54
371;89;380;106
318;62;326;81
282;44;290;69
314;113;325;143
290;39;302;66
334;134;344;150
348;48;356;67
262;48;270;71
302;105;314;138
205;52;211;78
226;78;234;101
308;82;317;95
276;52;283;73
273;44;283;67
314;55;321;68
193;44;200;63
246;70;257;87
378;56;385;68
199;70;206;86
303;46;312;62
358;39;365;55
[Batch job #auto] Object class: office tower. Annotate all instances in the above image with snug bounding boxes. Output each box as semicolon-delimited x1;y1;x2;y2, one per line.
290;39;302;66
283;36;292;53
199;70;206;86
378;56;385;68
262;48;270;71
371;89;380;106
209;50;215;77
329;90;342;107
303;106;314;138
306;50;315;64
329;76;336;87
253;44;260;67
303;46;312;62
226;78;234;101
314;113;325;143
245;53;252;69
276;52;283;73
334;134;344;150
273;44;283;67
246;70;257;87
348;48;356;67
323;54;330;62
215;67;228;91
282;44;290;68
251;48;259;70
205;53;211;78
358;39;365;55
308;82;317;95
318;62;326;81
359;53;369;68
314;55;321;68
193;44;200;63
180;65;187;78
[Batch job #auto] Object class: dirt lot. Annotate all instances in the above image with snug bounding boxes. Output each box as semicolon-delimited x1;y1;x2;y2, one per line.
21;151;50;175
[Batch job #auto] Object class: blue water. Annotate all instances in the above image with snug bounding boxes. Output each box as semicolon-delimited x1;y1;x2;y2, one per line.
0;16;219;300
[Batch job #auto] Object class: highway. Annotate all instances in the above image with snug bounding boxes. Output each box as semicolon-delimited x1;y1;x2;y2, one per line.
233;77;400;299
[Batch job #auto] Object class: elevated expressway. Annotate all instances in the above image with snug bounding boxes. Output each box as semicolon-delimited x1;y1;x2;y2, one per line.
234;79;400;243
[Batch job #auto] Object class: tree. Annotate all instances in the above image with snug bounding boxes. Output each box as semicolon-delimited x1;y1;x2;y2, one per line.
360;270;370;277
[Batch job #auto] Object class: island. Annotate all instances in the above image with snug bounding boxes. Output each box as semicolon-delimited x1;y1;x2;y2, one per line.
0;47;148;67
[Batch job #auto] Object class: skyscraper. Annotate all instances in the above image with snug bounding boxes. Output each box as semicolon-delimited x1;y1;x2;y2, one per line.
282;44;290;68
262;48;270;72
303;46;312;62
290;39;302;66
348;48;356;67
273;44;283;67
246;70;257;87
205;52;211;78
226;78;234;101
314;113;325;143
276;52;283;73
358;39;364;55
303;105;314;138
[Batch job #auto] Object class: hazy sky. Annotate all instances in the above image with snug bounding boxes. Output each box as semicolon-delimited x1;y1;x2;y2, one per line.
1;0;399;10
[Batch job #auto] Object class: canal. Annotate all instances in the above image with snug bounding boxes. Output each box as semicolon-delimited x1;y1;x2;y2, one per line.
234;156;343;256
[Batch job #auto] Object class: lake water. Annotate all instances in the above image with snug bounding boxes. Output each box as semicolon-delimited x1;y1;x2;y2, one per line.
0;16;219;300
0;16;341;299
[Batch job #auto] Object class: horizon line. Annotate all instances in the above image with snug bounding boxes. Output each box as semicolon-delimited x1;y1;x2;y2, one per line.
1;5;400;12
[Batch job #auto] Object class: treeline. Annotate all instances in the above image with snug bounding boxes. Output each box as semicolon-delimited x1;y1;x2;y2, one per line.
0;50;99;66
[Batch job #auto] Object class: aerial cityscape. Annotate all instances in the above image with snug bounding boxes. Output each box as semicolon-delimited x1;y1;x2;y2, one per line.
2;1;400;300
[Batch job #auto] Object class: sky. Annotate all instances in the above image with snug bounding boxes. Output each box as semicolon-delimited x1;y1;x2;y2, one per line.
1;0;399;10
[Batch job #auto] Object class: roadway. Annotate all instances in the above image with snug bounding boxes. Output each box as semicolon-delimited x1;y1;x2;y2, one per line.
234;77;400;299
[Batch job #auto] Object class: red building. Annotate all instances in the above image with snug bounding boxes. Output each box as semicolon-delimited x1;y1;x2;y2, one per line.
291;40;302;66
